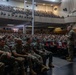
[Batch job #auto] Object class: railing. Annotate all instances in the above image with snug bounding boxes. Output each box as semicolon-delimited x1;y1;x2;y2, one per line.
65;16;76;23
0;10;76;24
0;10;32;21
34;16;65;24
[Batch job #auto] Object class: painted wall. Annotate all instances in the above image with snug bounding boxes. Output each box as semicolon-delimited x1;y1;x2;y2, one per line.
54;0;69;17
37;5;53;12
57;0;76;17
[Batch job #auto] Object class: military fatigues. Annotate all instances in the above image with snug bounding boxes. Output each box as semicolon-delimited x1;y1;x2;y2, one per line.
0;45;18;75
12;44;26;75
12;44;24;55
67;30;75;61
12;42;45;75
0;62;5;75
33;42;53;66
23;42;49;73
23;43;43;65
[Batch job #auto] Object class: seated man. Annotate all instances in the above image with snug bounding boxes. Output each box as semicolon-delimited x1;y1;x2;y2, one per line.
23;38;49;72
12;38;37;75
33;38;54;68
0;38;26;75
0;62;5;75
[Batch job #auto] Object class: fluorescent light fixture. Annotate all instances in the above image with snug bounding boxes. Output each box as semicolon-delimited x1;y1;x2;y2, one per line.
28;25;32;27
51;0;56;2
43;3;45;5
15;25;24;27
44;0;61;2
51;4;53;7
7;24;14;26
12;28;19;32
54;27;62;32
48;27;54;28
2;0;6;1
25;0;27;2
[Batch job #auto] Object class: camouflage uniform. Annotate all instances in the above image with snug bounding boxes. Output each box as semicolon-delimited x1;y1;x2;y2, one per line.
12;39;46;75
33;42;53;67
12;43;26;75
0;45;18;75
23;43;43;65
18;37;49;74
0;62;5;75
23;42;49;73
67;30;75;61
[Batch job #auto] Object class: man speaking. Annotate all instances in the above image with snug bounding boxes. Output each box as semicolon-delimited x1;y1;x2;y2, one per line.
67;25;76;62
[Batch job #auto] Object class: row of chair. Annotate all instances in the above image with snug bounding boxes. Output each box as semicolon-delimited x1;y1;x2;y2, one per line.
0;4;62;18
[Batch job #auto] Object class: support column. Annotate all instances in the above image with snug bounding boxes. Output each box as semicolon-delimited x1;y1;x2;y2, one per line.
23;0;27;34
32;0;34;35
24;0;27;11
23;25;26;34
69;0;74;13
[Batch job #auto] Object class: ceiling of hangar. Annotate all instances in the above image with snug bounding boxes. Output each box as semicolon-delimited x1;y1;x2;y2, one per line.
13;0;61;4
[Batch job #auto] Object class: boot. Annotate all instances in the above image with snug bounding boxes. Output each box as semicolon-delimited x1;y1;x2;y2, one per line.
31;69;37;75
41;65;49;72
49;63;54;68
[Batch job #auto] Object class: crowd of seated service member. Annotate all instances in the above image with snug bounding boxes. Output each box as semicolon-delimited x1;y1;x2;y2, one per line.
0;33;69;50
0;33;76;75
0;33;71;56
1;33;75;56
0;37;27;75
0;4;62;18
0;34;57;75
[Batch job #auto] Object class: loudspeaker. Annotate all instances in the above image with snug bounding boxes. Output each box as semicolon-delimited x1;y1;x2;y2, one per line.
54;8;57;10
36;5;37;7
63;8;67;11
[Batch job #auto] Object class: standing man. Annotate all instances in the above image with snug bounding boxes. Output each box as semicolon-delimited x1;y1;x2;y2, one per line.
23;37;49;73
67;25;75;62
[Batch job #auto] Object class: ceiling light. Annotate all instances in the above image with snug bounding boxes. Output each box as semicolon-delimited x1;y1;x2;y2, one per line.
43;3;45;5
54;27;62;32
28;26;32;27
2;0;6;1
25;0;27;3
7;24;14;26
12;28;19;32
51;4;53;7
44;0;61;2
48;27;54;28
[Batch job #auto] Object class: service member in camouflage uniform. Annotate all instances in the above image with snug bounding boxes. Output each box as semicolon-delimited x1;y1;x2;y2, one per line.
23;38;49;73
0;62;5;75
12;38;37;75
67;25;75;62
33;38;54;68
0;38;18;75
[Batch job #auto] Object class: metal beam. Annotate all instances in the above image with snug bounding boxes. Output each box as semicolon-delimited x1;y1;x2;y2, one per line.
32;0;34;35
